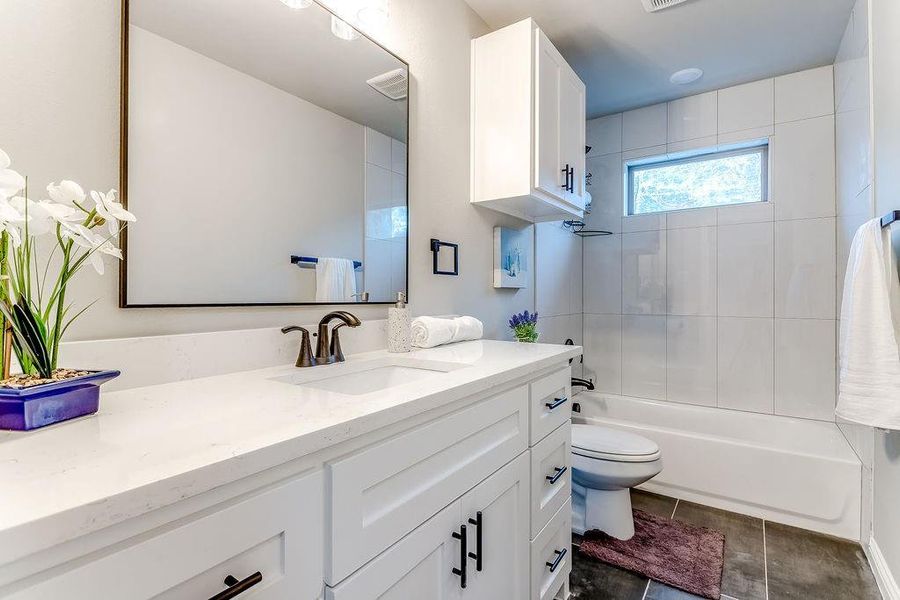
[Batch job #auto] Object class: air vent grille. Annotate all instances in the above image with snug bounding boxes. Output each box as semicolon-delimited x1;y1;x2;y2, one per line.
367;68;408;101
641;0;690;12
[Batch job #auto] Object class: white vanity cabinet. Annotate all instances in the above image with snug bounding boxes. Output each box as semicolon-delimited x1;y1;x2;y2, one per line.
0;346;579;600
471;18;587;222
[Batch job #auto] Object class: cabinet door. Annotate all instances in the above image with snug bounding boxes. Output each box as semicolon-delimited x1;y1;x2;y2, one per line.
326;500;464;600
559;66;587;209
461;453;530;600
534;30;566;203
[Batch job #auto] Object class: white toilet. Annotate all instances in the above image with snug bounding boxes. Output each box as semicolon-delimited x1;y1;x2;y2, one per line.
571;424;663;540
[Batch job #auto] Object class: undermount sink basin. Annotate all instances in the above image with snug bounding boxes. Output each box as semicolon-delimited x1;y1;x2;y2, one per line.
272;357;468;396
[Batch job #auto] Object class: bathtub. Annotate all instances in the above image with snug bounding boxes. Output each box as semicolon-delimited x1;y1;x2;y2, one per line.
573;392;862;540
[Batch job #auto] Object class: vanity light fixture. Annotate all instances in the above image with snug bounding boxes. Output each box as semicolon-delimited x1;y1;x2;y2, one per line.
280;0;313;8
670;67;703;85
331;15;360;40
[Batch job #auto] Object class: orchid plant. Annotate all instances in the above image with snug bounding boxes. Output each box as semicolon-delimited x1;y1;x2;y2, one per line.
0;147;135;380
508;310;539;343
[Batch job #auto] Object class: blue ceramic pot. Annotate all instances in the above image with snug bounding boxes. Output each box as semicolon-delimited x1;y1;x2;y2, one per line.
0;370;120;431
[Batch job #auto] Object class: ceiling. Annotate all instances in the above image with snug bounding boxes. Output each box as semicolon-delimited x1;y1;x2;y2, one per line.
463;0;855;117
131;0;407;139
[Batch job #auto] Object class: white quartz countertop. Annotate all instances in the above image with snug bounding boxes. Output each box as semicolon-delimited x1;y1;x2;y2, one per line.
0;340;580;564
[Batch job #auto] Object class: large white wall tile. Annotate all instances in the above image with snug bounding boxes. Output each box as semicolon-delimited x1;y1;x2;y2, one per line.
391;173;407;208
539;314;582;345
584;234;622;314
586;113;623;157
584;314;622;394
622;230;667;314
772;115;836;220
717;222;775;317
717;126;773;148
717;317;775;413
622;144;667;162
717;201;774;225
718;79;774;134
366;163;392;212
365;127;391;168
622;212;666;232
667;91;717;143
623;103;667;151
666;136;717;158
585;153;624;233
667;227;717;316
775;318;837;420
535;222;573;318
666;207;717;229
775;218;836;319
622;315;666;400
667;316;717;406
836;106;872;209
774;66;835;124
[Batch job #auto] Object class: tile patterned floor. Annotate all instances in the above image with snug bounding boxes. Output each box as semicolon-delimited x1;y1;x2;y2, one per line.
570;490;881;600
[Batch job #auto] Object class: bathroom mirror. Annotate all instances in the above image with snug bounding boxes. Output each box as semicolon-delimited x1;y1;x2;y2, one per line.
120;0;408;306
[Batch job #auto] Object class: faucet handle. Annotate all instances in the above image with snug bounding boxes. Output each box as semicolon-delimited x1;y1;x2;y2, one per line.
281;326;316;368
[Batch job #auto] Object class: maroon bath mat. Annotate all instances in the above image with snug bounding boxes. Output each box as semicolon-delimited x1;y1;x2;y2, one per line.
579;509;725;599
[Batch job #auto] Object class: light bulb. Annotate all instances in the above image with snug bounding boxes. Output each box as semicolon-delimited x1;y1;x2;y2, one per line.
331;15;360;40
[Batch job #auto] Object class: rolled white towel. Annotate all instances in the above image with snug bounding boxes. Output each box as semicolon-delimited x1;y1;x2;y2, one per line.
411;315;484;348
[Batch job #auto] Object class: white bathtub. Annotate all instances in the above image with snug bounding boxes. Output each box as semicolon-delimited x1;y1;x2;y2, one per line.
573;392;862;540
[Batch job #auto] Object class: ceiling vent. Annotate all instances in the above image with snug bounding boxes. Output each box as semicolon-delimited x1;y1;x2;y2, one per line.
367;68;408;100
641;0;690;12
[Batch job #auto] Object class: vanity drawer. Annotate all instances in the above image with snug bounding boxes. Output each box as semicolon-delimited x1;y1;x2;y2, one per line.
530;422;572;537
529;367;571;444
327;385;529;584
530;499;572;600
7;472;324;600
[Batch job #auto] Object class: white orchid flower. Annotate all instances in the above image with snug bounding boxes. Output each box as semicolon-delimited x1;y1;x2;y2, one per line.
0;198;24;247
47;180;87;208
0;148;26;199
90;189;135;237
59;222;97;250
9;196;81;236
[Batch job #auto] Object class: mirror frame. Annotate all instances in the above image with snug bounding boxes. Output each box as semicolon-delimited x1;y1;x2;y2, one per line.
118;0;410;308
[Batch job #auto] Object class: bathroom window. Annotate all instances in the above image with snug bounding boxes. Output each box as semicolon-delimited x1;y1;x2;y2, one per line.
627;144;768;215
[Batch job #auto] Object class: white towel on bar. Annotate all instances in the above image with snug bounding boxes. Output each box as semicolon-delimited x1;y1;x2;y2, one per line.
835;219;900;429
411;316;484;348
315;258;357;303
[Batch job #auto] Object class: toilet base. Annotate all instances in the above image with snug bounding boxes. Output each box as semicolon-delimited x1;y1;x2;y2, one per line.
572;484;636;540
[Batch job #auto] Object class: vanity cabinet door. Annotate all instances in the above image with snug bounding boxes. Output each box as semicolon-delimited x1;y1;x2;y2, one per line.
460;453;530;600
325;499;464;600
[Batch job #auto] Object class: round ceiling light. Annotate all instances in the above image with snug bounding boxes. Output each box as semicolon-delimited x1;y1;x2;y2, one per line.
670;68;703;85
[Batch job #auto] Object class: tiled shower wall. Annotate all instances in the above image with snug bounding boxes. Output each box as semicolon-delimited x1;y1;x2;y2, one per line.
580;66;840;422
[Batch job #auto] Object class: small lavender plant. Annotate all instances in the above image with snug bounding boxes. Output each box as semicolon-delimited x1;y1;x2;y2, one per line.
508;310;539;343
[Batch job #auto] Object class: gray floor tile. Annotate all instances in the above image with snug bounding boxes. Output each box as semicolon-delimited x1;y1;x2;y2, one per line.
673;500;767;600
632;489;678;518
644;581;706;599
571;552;649;600
765;521;881;600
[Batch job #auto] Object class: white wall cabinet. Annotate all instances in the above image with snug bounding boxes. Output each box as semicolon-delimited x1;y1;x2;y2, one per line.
472;18;587;222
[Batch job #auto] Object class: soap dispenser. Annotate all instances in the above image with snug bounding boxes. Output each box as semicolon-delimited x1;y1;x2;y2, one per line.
388;292;411;353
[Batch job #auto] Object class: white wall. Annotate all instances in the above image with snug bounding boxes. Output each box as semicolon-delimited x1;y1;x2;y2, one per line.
0;0;531;342
870;0;900;590
127;26;364;304
581;67;839;422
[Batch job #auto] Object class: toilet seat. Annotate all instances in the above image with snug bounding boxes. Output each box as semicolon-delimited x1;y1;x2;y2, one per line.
572;424;661;463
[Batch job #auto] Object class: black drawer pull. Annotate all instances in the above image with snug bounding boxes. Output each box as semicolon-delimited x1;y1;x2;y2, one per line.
208;571;262;600
568;166;575;192
561;164;571;191
546;548;568;573
545;396;568;410
546;466;568;485
452;524;467;588
468;511;483;572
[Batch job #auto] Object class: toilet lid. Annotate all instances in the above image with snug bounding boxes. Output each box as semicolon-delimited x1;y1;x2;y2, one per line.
571;424;660;461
